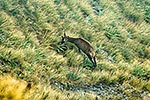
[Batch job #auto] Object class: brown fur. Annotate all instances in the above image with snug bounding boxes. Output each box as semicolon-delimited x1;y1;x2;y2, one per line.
60;34;96;68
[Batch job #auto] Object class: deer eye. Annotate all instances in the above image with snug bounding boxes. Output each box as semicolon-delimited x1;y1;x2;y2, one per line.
63;38;65;42
60;38;65;44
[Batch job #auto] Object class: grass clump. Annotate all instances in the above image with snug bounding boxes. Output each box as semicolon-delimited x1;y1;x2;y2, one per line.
144;8;150;23
0;75;30;100
124;11;140;23
132;65;150;80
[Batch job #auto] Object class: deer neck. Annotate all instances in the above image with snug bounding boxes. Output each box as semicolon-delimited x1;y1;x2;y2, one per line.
67;37;77;43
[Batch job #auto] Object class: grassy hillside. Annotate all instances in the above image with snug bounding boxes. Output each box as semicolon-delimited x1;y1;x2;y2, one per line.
0;0;150;99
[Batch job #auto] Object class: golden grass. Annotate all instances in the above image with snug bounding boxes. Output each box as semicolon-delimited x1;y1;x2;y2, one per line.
0;75;30;100
0;75;98;100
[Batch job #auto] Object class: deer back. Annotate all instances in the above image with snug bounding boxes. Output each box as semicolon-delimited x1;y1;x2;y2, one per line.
73;38;95;55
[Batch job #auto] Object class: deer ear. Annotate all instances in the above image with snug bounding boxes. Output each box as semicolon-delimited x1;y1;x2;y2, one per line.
64;33;66;37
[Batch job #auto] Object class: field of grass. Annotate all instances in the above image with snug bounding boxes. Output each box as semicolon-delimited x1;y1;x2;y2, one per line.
0;0;150;100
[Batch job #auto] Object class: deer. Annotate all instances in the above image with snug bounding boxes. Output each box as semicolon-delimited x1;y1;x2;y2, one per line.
60;33;97;69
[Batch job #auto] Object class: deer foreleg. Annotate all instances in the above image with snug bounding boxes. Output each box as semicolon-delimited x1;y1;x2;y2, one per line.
77;47;81;53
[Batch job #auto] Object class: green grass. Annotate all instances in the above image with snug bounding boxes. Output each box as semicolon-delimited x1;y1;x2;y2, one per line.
0;0;150;99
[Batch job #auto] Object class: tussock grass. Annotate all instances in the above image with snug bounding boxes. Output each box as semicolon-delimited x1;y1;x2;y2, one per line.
0;75;98;100
0;0;150;99
0;75;30;100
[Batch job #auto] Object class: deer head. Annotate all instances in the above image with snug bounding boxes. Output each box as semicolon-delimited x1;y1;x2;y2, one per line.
60;33;69;44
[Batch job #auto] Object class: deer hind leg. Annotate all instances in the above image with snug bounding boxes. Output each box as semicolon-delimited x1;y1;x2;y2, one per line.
87;54;96;68
93;56;97;68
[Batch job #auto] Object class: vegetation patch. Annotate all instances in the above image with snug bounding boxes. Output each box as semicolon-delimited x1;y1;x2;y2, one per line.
0;0;150;99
